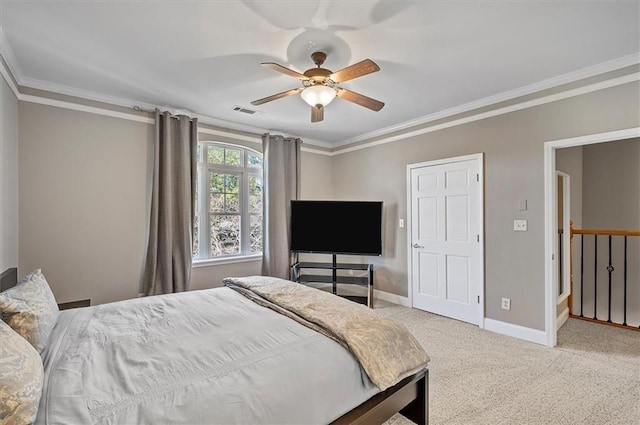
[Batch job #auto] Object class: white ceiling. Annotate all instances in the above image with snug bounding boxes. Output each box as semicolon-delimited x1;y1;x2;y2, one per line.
1;1;639;146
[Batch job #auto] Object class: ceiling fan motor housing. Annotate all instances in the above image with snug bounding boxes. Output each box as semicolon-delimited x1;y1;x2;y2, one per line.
303;68;333;86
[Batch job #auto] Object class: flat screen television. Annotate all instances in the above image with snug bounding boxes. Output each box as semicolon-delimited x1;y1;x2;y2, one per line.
290;200;383;256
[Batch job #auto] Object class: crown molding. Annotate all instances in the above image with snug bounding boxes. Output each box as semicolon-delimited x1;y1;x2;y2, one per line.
331;72;640;156
20;93;156;124
0;55;20;99
19;75;270;136
0;30;20;98
299;146;332;156
334;53;640;148
197;126;259;143
0;26;24;85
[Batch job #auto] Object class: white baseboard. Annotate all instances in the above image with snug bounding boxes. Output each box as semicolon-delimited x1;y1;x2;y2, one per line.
484;318;547;345
374;289;411;307
557;307;570;330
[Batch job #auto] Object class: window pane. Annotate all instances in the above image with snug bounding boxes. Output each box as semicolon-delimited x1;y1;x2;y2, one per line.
193;214;200;257
224;174;239;194
247;152;262;168
225;148;241;166
210;172;224;192
208;146;224;164
210;215;240;256
250;215;262;253
210;193;224;213
249;176;262;214
225;194;239;213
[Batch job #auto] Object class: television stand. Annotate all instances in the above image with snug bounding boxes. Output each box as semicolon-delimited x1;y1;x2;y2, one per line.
291;254;374;308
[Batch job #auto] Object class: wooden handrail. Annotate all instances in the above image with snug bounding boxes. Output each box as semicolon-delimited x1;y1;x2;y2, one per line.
571;229;640;237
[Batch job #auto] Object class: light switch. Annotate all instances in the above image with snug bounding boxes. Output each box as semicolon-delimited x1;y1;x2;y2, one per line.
518;199;528;211
514;220;527;231
399;219;405;228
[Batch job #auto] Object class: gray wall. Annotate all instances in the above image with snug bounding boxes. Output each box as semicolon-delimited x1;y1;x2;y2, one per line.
0;76;18;273
18;102;332;305
331;82;640;331
19;103;153;304
582;138;640;229
301;151;333;200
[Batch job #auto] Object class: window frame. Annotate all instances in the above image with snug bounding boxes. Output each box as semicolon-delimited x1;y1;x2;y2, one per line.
193;141;263;264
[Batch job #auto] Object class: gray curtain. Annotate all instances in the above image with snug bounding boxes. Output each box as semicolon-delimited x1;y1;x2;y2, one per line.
143;111;198;295
262;133;302;279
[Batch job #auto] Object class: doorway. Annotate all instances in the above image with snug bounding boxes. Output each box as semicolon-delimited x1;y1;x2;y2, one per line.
407;153;484;326
544;127;640;347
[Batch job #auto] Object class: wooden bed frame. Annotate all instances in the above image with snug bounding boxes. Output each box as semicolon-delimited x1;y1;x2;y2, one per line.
1;267;428;424
0;267;17;292
333;368;429;425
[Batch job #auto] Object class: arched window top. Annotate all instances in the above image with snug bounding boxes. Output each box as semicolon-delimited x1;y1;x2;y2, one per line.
197;142;262;169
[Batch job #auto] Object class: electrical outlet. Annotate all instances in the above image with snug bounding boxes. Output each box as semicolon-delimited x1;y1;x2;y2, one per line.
501;298;511;310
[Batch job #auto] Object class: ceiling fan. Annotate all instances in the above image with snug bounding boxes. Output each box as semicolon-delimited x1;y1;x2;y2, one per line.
251;51;384;123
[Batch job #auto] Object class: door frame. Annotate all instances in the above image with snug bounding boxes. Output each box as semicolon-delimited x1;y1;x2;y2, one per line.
556;171;571;306
406;153;485;328
543;127;640;347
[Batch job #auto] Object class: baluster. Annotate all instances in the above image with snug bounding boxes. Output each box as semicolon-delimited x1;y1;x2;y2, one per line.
558;229;563;296
623;236;627;327
593;235;597;320
580;234;584;317
607;235;613;323
569;221;574;315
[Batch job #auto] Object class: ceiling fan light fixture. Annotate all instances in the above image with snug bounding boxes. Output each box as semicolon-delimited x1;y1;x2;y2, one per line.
301;85;337;107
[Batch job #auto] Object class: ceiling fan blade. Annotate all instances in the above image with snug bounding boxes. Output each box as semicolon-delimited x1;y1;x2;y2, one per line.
336;88;385;111
261;62;309;80
329;59;380;83
311;105;324;123
251;88;304;106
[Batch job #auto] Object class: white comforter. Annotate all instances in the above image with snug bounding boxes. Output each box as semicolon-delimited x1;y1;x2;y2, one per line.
36;287;378;425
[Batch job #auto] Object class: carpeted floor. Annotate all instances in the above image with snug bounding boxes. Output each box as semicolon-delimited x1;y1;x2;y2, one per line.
376;303;640;425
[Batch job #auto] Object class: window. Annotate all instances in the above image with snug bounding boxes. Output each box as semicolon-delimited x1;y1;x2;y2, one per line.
194;142;263;261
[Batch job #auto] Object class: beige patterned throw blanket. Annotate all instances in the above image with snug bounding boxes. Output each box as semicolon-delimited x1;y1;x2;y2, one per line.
223;276;429;390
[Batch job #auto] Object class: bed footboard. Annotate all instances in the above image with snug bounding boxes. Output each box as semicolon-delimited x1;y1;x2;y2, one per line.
330;368;429;425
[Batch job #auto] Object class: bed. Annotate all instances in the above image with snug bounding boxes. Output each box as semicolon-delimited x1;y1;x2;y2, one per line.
0;268;429;425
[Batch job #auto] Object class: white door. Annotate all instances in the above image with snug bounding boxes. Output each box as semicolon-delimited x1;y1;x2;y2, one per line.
409;156;483;325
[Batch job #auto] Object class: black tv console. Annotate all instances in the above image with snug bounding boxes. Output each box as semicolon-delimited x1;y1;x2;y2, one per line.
291;254;374;308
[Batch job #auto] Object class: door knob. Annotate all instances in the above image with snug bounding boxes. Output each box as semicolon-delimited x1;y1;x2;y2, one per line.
412;243;424;249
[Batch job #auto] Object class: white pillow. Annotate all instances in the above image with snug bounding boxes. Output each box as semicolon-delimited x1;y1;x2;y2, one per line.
0;269;59;353
0;319;44;425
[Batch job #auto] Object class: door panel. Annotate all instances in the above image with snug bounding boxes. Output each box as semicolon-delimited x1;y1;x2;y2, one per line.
418;252;439;297
446;195;469;241
446;255;469;303
418;197;438;239
410;158;482;325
